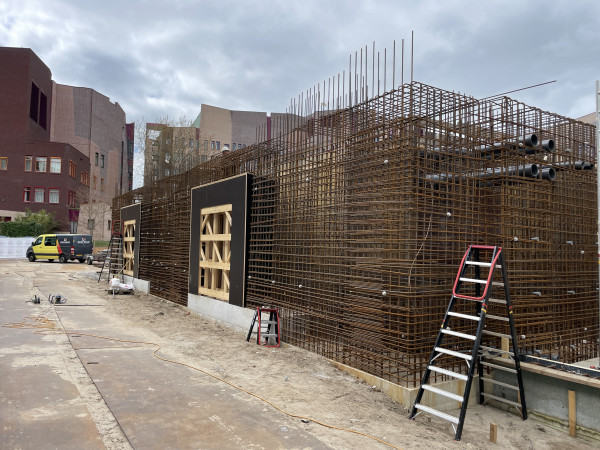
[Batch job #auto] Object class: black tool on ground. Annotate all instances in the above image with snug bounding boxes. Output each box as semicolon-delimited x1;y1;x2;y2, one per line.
409;245;527;441
29;295;41;304
48;294;67;304
246;306;280;347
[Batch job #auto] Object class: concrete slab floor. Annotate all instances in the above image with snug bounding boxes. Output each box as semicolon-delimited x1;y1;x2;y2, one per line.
0;259;327;449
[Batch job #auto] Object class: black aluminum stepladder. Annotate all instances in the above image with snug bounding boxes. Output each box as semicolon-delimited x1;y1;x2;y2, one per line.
246;306;280;348
409;245;527;441
98;219;123;283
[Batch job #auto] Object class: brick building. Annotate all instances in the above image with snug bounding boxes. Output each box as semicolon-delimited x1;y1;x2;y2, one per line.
0;47;132;238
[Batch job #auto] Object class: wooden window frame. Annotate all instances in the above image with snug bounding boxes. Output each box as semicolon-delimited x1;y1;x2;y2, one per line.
23;186;32;203
123;220;135;276
25;156;32;172
35;156;47;172
0;157;7;171
49;156;61;174
198;204;232;301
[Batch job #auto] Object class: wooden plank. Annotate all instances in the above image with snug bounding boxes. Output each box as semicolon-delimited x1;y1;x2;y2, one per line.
200;234;232;242
198;287;229;301
501;337;509;359
490;423;497;443
568;390;576;438
201;204;232;215
490;357;600;389
199;261;230;270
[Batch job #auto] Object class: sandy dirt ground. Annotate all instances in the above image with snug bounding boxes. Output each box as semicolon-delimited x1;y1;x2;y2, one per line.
2;259;596;449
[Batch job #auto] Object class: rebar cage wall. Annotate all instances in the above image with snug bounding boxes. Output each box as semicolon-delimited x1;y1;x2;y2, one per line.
114;82;598;387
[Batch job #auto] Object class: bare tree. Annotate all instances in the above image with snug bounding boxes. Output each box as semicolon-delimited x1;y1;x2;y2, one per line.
137;115;216;187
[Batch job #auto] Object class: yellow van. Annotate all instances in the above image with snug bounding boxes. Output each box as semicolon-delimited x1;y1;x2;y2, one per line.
26;234;93;263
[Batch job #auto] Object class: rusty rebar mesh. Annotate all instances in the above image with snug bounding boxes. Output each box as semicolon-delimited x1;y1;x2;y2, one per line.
114;82;598;387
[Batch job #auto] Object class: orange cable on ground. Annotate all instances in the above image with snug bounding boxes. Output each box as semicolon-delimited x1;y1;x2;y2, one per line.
3;313;404;450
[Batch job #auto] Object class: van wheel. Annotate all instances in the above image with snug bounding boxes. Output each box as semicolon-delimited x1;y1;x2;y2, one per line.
28;254;36;262
59;254;67;264
86;257;93;265
78;258;85;263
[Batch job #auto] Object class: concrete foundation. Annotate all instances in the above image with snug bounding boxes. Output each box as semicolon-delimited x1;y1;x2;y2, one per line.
187;293;255;331
122;275;150;294
493;360;600;436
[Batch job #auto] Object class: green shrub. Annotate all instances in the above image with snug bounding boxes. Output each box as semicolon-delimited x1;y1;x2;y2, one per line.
0;209;59;237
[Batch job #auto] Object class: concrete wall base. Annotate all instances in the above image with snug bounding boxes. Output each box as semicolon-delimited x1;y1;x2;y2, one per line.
187;293;255;331
329;360;478;411
122;275;150;294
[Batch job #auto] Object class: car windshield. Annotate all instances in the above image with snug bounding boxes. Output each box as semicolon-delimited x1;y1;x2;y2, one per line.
33;237;42;246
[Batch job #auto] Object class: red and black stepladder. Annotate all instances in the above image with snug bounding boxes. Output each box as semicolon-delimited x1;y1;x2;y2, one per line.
246;306;280;347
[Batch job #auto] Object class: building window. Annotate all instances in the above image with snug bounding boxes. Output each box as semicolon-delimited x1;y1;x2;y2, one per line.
93;175;97;189
69;160;76;178
100;178;105;191
23;187;31;202
211;141;215;150
39;93;47;129
29;83;47;129
35;157;47;172
34;187;45;203
50;157;61;173
88;219;95;229
0;157;6;170
216;141;220;150
204;140;208;150
100;154;105;168
81;171;89;186
201;155;207;162
49;188;59;204
107;219;112;230
67;190;76;207
25;156;32;171
95;153;99;166
30;83;39;122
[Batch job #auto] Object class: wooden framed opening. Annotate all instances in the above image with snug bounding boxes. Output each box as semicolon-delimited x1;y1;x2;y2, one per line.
198;204;232;301
123;219;135;276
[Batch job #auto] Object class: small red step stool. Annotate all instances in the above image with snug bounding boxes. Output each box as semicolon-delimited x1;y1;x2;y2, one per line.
246;306;280;347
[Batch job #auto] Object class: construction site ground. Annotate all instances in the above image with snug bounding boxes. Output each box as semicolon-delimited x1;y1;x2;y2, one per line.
0;259;595;450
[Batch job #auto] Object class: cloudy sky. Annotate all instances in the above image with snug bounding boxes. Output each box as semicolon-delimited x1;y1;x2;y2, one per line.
1;1;598;125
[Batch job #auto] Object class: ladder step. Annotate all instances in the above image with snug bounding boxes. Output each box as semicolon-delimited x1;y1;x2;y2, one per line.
422;384;464;402
261;333;278;337
492;281;504;287
482;330;512;339
464;261;492;267
435;347;472;361
414;404;459;425
485;314;509;322
428;365;469;381
479;345;514;357
447;311;480;321
460;277;487;284
488;298;507;304
480;361;517;374
481;392;522;409
441;329;477;340
481;376;520;391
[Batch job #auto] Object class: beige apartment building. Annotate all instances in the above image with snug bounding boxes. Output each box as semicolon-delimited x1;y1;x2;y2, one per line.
144;104;286;185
